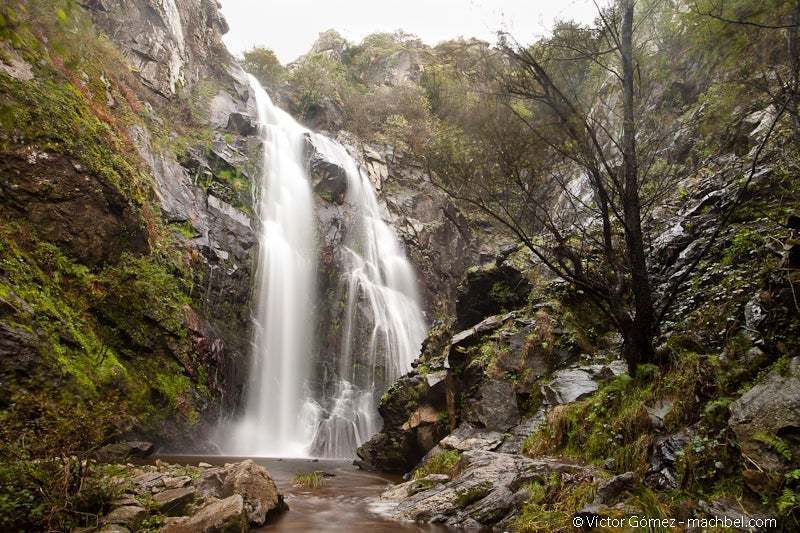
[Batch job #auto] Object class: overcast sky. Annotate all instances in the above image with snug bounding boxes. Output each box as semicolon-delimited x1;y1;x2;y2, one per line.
220;0;600;64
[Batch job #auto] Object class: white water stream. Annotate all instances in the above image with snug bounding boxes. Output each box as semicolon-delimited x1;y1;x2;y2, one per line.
225;77;426;458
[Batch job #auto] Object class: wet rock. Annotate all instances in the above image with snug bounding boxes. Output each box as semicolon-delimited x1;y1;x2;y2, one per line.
439;423;504;452
104;505;146;528
541;362;626;406
744;293;766;331
226;111;257;136
133;471;165;492
383;474;452;500
645;400;674;431
154;486;196;516
197;467;225;499
391;450;597;527
466;379;520;431
0;45;34;81
576;472;639;518
646;428;693;489
450;312;515;349
163;475;192;489
729;357;800;471
162;494;247;533
594;472;638;505
454;265;532;330
98;525;131;533
95;441;154;463
541;368;599;405
696;499;775;533
0;148;148;266
497;411;547;454
220;459;285;526
304;134;349;203
356;374;444;473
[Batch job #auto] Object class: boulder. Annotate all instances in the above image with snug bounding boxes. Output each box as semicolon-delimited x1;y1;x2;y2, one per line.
220;460;285;526
466;379;520;431
729;357;800;471
541;362;626;406
541;368;599;405
454;265;532;330
439;423;504;452
154;486;196;516
104;506;146;528
162;495;247;533
645;428;694;489
95;441;154;463
391;450;597;527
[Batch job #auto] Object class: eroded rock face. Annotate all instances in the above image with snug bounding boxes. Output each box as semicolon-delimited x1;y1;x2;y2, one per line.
0;146;148;266
454;264;532;330
729;357;800;471
355;373;451;473
387;450;597;527
84;0;233;98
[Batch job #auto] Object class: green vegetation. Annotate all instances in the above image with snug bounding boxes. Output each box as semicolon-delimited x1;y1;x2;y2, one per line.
412;449;461;479
0;1;220;528
292;471;325;489
513;474;595;532
242;47;286;93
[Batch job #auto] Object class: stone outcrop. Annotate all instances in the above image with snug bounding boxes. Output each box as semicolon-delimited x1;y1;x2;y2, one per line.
729;357;800;473
99;460;285;531
84;0;234;98
0;146;148;267
384;450;597;528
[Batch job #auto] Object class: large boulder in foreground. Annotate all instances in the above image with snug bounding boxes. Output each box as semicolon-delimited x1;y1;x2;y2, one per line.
383;450;597;528
729;357;800;472
162;495;246;533
220;460;285;525
99;460;285;531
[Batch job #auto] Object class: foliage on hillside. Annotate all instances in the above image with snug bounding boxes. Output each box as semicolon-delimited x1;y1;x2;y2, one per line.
0;1;220;528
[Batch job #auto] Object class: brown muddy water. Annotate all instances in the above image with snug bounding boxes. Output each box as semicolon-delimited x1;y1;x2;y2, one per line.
155;455;456;532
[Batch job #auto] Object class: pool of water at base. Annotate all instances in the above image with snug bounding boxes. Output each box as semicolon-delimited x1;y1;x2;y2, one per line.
155;455;457;532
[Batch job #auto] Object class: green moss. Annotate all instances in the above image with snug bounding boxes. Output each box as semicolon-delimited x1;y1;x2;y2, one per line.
455;480;493;507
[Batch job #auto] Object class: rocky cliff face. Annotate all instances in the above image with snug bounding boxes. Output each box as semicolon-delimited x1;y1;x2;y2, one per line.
0;0;262;447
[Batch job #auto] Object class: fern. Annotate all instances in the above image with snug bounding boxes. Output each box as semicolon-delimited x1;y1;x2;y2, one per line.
777;488;799;514
753;433;793;462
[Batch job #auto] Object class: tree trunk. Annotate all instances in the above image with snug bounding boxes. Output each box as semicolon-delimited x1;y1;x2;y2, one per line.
620;0;655;369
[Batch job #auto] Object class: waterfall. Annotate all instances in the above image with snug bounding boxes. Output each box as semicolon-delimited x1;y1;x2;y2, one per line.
304;136;428;458
227;76;318;457
225;77;426;458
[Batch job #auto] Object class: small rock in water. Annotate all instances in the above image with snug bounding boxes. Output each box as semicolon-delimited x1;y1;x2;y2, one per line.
198;462;213;468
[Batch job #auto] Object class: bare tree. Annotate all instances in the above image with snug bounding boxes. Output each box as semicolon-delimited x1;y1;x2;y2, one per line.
422;0;786;371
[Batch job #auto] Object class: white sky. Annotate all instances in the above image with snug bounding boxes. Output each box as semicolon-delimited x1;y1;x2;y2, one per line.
220;0;600;64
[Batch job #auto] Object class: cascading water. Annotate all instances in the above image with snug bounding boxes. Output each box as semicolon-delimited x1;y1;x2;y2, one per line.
226;77;426;458
304;137;428;458
227;76;318;457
